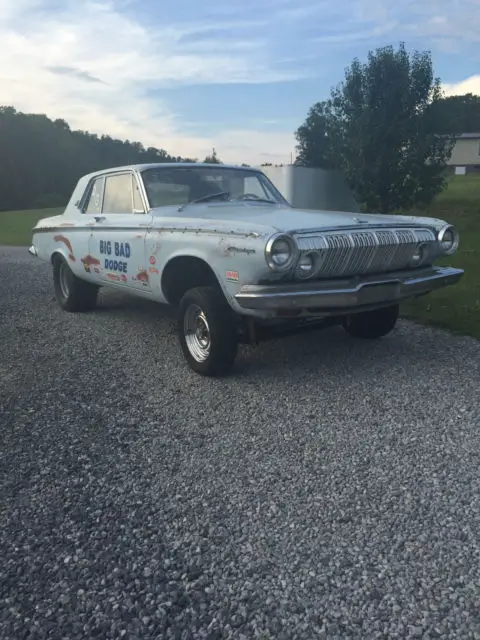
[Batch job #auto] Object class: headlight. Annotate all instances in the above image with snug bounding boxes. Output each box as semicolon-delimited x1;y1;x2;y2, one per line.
296;253;314;277
409;243;426;267
438;225;459;255
265;233;297;269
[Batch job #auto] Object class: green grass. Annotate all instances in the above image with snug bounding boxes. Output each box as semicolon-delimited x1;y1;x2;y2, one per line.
401;174;480;339
0;208;63;246
0;176;478;339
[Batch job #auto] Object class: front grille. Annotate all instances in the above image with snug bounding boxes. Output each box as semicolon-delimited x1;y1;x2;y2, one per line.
295;227;437;278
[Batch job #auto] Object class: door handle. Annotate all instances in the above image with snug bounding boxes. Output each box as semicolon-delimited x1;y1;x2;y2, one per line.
94;216;106;222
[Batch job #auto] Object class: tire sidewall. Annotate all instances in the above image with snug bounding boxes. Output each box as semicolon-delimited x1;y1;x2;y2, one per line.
178;287;238;376
53;255;75;310
52;254;98;312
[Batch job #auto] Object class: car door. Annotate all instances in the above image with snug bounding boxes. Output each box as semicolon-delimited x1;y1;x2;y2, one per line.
87;171;153;292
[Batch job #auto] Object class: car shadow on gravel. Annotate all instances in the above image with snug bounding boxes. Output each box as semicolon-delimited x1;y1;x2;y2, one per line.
89;287;453;380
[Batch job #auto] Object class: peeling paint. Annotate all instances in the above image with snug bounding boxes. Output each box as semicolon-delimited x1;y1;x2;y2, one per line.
154;225;260;239
81;254;101;273
53;234;76;261
225;246;256;256
135;270;149;285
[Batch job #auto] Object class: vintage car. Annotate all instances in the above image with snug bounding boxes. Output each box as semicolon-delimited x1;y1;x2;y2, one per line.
29;162;463;376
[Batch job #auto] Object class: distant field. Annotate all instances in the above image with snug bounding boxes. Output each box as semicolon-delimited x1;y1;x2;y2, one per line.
0;176;478;338
0;208;63;247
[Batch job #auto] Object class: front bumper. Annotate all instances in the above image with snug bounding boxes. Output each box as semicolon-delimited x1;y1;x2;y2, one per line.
235;266;464;313
28;245;38;257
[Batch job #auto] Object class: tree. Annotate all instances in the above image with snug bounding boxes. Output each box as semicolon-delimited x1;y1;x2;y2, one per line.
203;148;221;164
0;106;187;211
431;93;480;134
295;43;455;213
294;101;333;169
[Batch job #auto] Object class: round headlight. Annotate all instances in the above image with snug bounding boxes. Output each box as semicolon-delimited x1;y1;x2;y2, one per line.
297;253;314;277
410;243;426;267
271;239;291;266
438;225;459;255
265;234;296;269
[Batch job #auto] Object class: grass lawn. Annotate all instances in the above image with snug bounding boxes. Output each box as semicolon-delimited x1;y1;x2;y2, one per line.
0;176;478;339
0;208;63;247
400;175;479;339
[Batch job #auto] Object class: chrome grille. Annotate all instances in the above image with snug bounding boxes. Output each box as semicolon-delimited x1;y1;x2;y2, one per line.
295;227;437;278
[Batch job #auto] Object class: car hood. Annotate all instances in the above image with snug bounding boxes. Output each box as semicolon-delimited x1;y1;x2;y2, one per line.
151;202;446;235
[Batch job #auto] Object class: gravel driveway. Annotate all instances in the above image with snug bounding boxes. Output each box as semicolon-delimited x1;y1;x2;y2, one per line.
1;245;479;640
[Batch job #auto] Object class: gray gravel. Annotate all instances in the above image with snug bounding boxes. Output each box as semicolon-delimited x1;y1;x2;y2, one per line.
0;245;479;640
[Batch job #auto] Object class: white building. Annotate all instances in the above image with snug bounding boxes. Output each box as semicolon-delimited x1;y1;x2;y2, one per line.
257;165;360;212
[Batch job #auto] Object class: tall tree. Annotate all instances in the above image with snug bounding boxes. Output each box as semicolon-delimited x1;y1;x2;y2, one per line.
294;101;333;169
295;43;455;213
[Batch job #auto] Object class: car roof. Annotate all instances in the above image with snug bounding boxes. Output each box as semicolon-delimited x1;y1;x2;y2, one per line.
82;162;259;181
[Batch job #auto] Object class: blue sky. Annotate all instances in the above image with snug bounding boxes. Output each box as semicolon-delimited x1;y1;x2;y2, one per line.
1;0;479;164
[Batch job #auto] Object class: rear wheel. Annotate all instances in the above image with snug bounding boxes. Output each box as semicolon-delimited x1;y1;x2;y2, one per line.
178;286;238;376
342;304;399;339
53;254;99;312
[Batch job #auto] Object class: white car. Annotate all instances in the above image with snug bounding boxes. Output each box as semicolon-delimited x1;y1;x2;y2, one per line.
29;162;463;376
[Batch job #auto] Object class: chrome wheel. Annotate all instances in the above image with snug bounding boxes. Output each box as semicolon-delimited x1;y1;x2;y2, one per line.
59;261;71;299
183;304;211;362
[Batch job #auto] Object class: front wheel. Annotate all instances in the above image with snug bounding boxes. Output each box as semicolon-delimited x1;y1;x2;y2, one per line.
178;286;238;376
53;254;99;312
342;304;399;339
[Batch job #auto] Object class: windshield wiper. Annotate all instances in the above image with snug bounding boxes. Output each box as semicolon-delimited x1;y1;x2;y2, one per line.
178;191;230;211
239;197;276;204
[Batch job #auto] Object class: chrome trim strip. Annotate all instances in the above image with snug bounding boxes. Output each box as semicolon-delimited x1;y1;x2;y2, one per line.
291;223;439;235
32;225;260;238
235;266;464;311
33;224;152;233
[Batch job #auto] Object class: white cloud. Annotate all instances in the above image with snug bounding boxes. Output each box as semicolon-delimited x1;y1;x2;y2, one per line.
214;129;297;165
1;0;479;165
0;0;300;163
443;76;480;97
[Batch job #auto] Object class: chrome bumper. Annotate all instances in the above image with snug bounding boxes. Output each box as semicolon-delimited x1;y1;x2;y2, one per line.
235;266;464;312
28;245;38;257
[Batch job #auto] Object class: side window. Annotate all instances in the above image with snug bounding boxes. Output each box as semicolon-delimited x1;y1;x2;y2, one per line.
132;175;145;212
85;177;105;213
102;173;133;214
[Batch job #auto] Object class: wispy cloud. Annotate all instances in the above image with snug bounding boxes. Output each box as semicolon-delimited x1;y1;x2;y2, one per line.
47;65;105;84
314;21;398;44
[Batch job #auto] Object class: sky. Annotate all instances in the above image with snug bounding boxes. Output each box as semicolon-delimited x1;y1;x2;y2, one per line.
1;0;479;165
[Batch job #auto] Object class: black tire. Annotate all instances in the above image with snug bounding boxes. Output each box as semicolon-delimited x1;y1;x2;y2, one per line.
53;254;99;312
178;286;238;376
342;304;399;339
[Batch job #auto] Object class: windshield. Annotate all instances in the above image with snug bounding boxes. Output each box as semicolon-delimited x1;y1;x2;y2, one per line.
140;166;288;209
